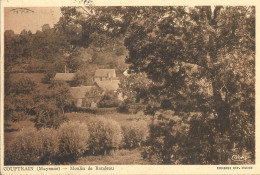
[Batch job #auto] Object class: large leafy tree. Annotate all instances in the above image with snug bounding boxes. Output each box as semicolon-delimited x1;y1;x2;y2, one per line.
57;6;255;164
48;80;73;114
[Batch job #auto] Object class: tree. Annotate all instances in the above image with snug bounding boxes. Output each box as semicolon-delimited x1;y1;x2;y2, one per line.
4;77;37;122
34;101;64;129
72;64;97;86
122;6;255;164
58;6;255;164
98;90;120;108
4;30;32;71
49;80;73;114
84;86;103;107
118;72;152;113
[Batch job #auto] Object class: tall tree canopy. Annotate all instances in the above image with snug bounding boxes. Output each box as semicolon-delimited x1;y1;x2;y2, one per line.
59;6;255;164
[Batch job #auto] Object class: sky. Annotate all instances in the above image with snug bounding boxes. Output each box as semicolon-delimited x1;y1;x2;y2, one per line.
4;7;62;34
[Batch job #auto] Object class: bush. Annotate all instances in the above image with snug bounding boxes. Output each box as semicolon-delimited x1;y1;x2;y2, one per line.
37;128;59;164
117;102;130;113
98;91;120;108
5;128;58;165
34;101;65;129
10;77;37;95
57;121;89;162
122;120;149;149
141;112;198;164
7;111;30;123
87;117;123;155
117;101;146;114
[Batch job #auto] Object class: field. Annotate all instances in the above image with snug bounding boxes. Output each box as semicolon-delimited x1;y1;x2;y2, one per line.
65;111;150;127
4;110;152;165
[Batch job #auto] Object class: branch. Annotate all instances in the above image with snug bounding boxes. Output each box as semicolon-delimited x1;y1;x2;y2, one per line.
79;6;94;16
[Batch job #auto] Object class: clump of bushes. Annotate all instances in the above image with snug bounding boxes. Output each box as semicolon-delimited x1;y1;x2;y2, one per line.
5;128;58;165
6;117;153;165
57;121;89;162
122;120;149;149
141;114;191;164
34;102;63;129
87;117;123;155
117;101;146;114
98;91;120;108
5;121;89;165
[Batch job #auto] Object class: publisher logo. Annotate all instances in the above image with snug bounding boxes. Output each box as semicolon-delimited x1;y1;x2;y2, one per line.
231;155;247;162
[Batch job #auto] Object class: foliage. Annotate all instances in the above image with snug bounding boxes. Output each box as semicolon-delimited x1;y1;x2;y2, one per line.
49;80;73;114
66;57;85;72
42;70;56;83
37;128;60;164
57;121;89;162
98;91;120;108
84;86;103;107
4;78;72;128
34;101;65;129
4;77;36;121
61;6;255;164
4;6;255;165
9;77;37;94
87;117;123;155
72;67;96;86
122;120;149;149
142;115;187;164
118;72;152;113
5;128;59;165
5;111;30;123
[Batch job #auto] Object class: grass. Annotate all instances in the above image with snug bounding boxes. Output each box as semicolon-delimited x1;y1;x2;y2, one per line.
73;149;151;165
4;119;35;146
8;73;45;83
65;111;150;127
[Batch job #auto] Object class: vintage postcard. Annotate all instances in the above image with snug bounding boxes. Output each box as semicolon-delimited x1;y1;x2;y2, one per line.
1;0;259;174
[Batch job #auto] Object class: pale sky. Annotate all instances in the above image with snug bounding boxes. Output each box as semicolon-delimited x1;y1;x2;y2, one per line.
4;7;62;34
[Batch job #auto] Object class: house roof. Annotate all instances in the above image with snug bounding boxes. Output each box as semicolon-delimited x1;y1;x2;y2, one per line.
94;69;116;78
53;73;76;81
96;80;119;91
70;86;95;99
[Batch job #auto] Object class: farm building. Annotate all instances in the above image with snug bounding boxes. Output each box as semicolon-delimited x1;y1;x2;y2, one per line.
94;69;117;81
53;73;76;82
94;69;119;92
70;86;97;108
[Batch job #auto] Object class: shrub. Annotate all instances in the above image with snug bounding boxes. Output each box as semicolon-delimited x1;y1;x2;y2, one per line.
57;121;89;162
117;102;130;113
122;120;149;149
87;117;123;155
42;71;56;84
37;128;59;164
34;101;65;129
10;77;37;95
8;111;30;123
5;128;58;165
117;101;146;114
98;91;120;108
141;113;194;164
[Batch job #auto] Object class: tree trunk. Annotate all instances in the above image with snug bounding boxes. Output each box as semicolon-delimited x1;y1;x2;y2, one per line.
61;107;64;115
211;78;230;134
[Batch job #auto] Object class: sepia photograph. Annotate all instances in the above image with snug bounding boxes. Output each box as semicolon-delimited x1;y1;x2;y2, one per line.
1;2;258;174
